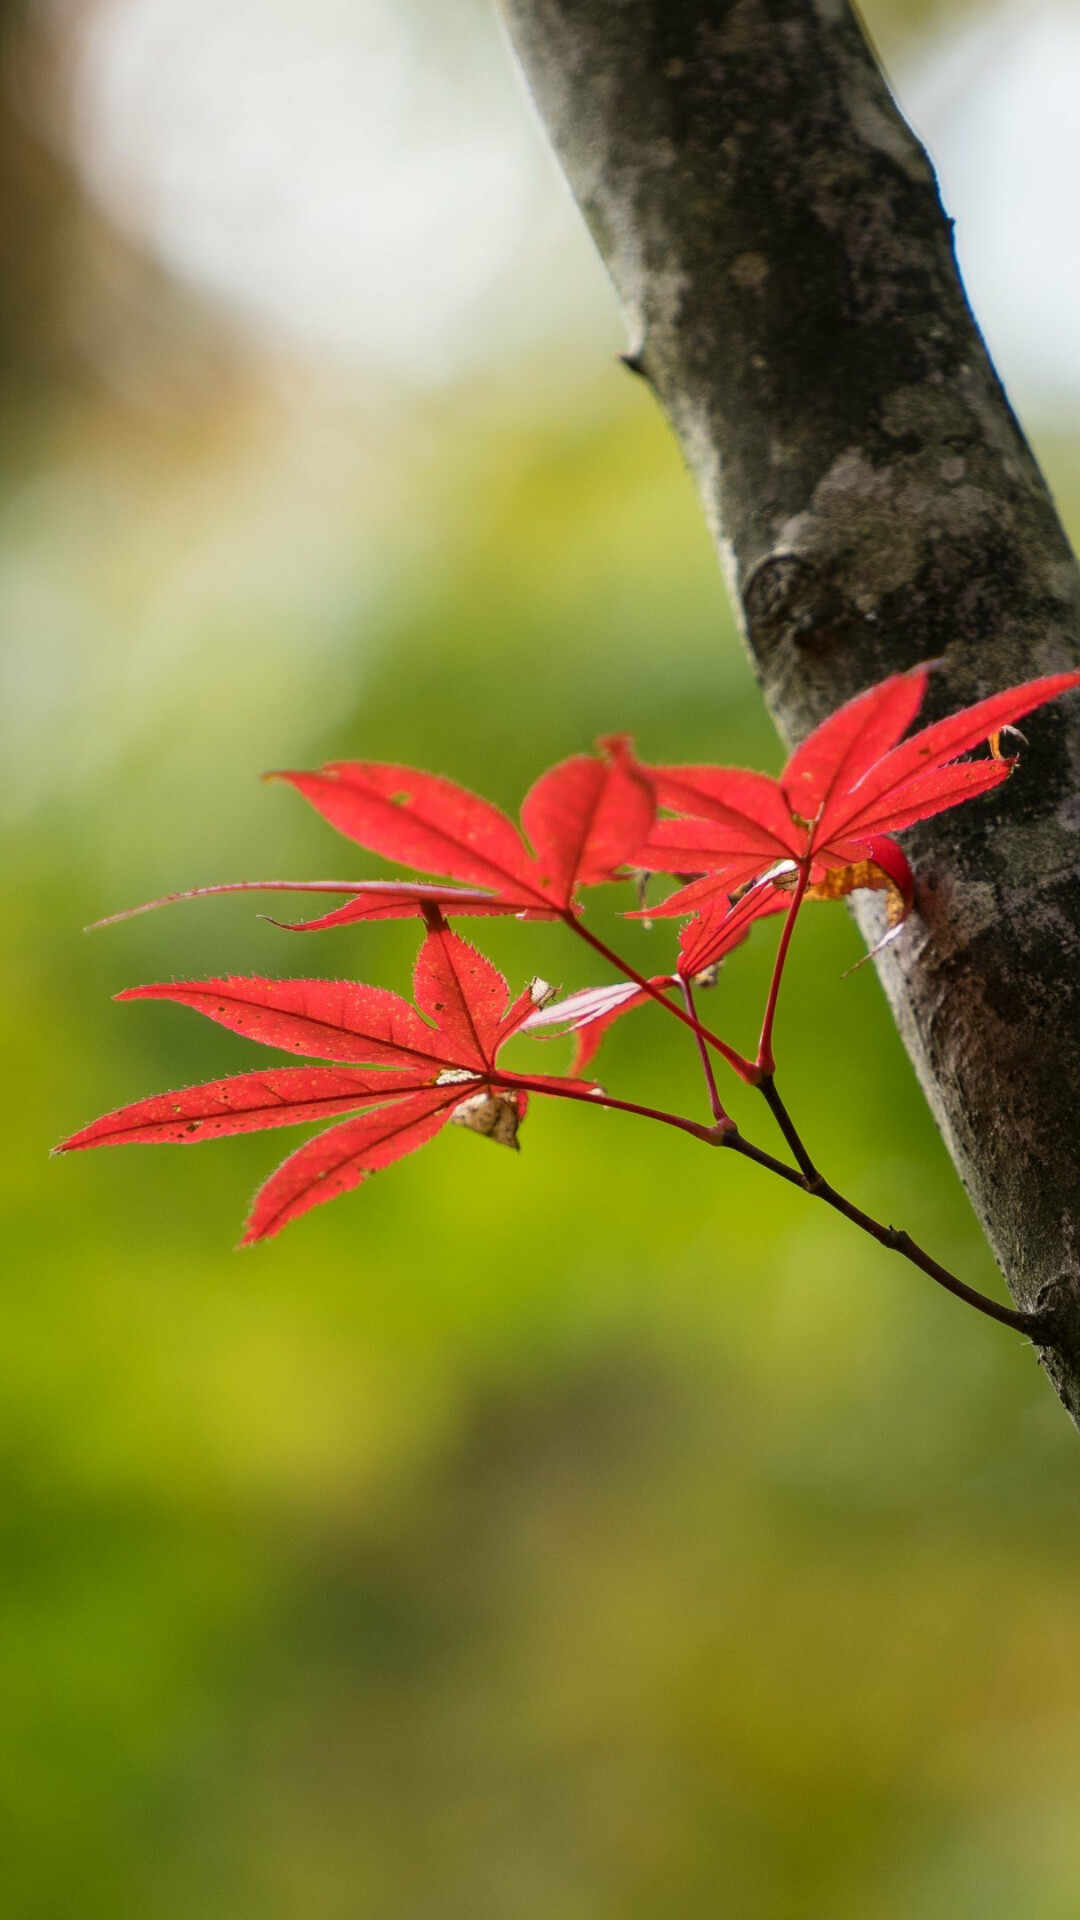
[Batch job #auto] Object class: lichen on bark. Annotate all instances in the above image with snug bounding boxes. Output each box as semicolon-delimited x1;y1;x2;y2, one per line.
499;0;1080;1420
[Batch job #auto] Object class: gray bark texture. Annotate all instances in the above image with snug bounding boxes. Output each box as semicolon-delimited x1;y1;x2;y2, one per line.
498;0;1080;1419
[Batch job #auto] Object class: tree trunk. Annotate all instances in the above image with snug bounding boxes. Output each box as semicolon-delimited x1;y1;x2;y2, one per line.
497;0;1080;1420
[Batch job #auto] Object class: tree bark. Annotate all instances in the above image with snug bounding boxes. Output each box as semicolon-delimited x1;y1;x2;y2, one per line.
497;0;1080;1420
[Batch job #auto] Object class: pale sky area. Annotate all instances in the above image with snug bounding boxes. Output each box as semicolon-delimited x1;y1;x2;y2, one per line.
902;0;1080;416
66;0;618;387
4;0;1076;822
63;0;1080;414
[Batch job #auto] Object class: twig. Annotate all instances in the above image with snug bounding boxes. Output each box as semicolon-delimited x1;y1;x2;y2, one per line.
757;1075;820;1186
503;1071;1058;1344
749;1077;1050;1341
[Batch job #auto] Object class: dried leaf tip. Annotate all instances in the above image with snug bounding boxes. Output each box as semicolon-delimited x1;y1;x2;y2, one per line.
989;724;1028;761
451;1088;523;1148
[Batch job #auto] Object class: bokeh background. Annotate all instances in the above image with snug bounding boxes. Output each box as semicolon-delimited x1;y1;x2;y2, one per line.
5;0;1080;1913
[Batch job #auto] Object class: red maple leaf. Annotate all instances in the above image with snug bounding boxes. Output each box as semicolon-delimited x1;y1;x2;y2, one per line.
93;735;656;934
55;921;594;1243
635;668;1080;916
272;731;654;920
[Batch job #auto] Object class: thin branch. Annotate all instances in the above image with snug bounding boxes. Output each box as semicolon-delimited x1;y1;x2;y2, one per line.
503;1071;1058;1345
517;905;1056;1343
757;1074;820;1186
748;1079;1052;1341
812;1178;1055;1343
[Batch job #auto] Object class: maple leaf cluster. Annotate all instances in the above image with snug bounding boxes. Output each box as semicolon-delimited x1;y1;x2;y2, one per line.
57;667;1080;1243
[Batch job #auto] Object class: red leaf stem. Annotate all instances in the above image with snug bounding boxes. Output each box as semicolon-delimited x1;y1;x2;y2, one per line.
756;861;811;1076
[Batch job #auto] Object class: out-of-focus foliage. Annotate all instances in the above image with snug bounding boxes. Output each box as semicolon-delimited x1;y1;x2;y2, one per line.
5;1;1080;1915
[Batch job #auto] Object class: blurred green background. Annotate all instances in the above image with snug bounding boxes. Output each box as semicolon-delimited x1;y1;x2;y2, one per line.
6;0;1080;1913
